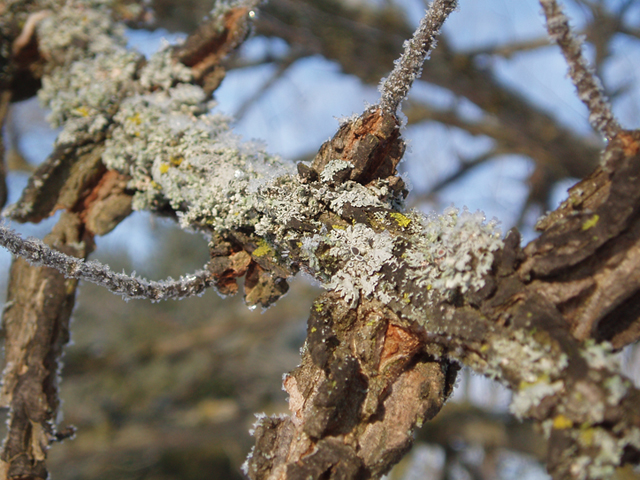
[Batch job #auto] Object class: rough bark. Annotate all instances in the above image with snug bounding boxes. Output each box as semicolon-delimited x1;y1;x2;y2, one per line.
243;122;640;480
245;293;457;480
0;212;88;480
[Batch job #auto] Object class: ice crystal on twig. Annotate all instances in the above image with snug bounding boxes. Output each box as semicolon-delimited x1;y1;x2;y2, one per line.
539;0;621;140
0;225;213;301
378;0;457;114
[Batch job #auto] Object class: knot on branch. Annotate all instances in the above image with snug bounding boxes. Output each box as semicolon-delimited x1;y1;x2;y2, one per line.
308;108;407;193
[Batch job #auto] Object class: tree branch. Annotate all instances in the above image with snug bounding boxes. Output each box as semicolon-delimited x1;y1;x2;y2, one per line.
3;1;640;479
0;224;216;300
378;0;457;114
539;0;621;140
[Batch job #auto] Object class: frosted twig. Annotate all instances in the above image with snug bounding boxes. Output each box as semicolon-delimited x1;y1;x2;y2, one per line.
378;0;457;114
0;224;214;301
539;0;621;140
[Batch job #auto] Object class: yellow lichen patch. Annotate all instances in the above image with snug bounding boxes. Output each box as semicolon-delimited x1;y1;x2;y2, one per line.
582;214;599;231
252;239;274;258
314;302;323;313
553;415;573;430
403;292;411;304
579;427;595;446
159;163;170;174
74;106;90;117
519;374;550;391
169;156;183;166
128;113;142;125
332;224;346;230
390;212;411;228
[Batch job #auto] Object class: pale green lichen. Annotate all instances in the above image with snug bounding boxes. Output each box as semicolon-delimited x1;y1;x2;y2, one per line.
510;380;563;419
581;340;619;372
402;207;503;295
324;224;395;307
102;68;294;231
138;48;193;91
320;159;352;183
36;0;138;144
40;49;139;144
37;0;127;64
604;375;629;406
490;330;568;385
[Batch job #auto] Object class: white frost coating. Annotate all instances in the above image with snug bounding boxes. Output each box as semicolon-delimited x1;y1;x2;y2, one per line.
509;380;563;419
539;0;620;140
378;0;458;113
0;224;214;301
409;207;502;294
325;224;396;307
319;159;353;183
581;340;620;372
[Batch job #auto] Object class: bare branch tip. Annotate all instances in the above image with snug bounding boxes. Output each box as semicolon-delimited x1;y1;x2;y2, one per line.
378;0;458;114
0;223;214;301
539;0;622;140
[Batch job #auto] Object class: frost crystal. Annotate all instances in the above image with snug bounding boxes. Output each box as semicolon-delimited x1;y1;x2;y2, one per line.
319;159;352;183
539;0;620;140
581;340;619;372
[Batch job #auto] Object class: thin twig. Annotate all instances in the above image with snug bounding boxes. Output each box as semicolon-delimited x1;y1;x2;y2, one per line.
0;224;214;301
539;0;621;140
235;50;304;120
464;35;553;59
378;0;457;114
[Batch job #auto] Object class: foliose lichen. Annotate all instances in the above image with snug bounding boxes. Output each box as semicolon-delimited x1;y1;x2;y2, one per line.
36;0;138;144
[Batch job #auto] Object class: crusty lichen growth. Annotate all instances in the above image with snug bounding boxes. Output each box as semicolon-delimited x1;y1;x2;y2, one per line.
36;0;137;144
102;78;294;231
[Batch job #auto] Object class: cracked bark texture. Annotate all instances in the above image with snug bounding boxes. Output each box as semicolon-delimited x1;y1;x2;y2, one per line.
246;294;457;480
245;128;640;480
